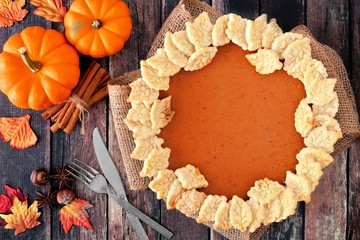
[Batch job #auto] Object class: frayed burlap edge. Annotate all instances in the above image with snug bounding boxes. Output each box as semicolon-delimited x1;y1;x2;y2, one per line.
108;0;360;239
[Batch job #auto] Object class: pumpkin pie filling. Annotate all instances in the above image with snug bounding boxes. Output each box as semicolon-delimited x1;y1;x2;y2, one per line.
159;43;306;199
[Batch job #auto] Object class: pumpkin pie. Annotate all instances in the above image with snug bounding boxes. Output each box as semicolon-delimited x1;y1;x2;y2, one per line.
124;12;342;232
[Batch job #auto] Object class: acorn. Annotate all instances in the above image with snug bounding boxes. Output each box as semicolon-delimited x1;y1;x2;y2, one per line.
30;169;49;186
56;189;76;205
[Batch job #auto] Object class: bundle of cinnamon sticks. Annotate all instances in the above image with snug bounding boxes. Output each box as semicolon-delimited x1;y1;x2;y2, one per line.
42;61;110;134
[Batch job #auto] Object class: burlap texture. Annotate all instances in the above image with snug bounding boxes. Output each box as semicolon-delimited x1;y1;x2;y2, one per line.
108;0;360;239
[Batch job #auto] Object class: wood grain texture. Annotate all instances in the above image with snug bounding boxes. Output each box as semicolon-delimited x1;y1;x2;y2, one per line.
348;1;360;239
305;1;349;239
212;0;258;17
261;0;305;32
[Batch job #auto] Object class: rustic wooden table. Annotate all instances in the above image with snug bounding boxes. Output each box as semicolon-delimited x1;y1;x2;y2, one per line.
0;0;359;239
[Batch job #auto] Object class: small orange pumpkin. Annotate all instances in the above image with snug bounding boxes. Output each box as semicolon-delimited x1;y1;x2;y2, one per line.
0;26;80;110
64;0;132;58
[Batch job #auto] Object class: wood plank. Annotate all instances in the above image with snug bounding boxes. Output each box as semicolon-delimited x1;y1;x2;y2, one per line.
212;0;258;18
261;0;305;32
305;0;349;239
348;140;360;239
348;0;360;239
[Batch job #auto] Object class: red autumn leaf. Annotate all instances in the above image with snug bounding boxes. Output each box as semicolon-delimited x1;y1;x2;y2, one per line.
0;115;38;150
30;0;66;22
59;198;94;234
0;197;41;235
0;194;11;214
0;0;28;27
0;185;28;226
4;185;28;202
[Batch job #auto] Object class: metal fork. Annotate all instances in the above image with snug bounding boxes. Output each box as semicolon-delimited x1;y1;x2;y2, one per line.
66;160;173;239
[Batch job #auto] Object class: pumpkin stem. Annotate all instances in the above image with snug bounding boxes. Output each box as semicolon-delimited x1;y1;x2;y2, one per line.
92;19;102;29
18;47;41;73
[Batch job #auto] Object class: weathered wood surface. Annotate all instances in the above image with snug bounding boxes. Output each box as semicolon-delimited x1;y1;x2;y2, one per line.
0;0;359;239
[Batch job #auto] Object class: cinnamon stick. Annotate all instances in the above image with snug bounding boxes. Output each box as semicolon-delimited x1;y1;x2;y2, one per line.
43;61;110;134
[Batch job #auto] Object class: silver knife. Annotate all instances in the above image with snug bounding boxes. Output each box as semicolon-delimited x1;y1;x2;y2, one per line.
93;128;173;239
93;128;149;240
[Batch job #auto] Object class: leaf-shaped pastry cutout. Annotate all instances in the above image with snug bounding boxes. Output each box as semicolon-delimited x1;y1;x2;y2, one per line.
148;169;176;199
59;198;94;234
175;164;208;190
0;197;41;235
150;96;175;129
305;78;337;106
247;199;266;232
312;93;339;118
30;0;66;22
175;189;206;217
166;179;185;209
229;195;253;232
271;32;303;58
139;147;171;177
131;136;164;161
262;18;283;49
140;60;170;91
294;99;314;137
212;15;230;47
185;12;213;50
247;178;285;206
123;118;160;139
285;171;312;202
296;157;323;191
245;14;267;51
184;47;217;71
127;102;151;125
171;30;195;57
246;49;283;74
164;32;188;67
282;38;312;71
304;126;342;153
197;195;227;223
0;0;28;27
226;13;247;50
287;56;328;82
127;78;159;107
214;200;232;230
296;147;334;168
147;48;181;77
0;115;38;150
314;114;341;133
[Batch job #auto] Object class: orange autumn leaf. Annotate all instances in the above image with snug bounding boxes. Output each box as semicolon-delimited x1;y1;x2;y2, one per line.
59;198;94;234
30;0;66;22
0;197;41;235
0;0;28;27
0;115;38;150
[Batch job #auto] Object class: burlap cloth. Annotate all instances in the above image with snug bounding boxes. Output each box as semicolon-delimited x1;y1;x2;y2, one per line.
108;0;360;239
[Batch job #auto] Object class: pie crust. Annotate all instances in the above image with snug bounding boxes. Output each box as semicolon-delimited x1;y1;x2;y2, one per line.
124;12;342;232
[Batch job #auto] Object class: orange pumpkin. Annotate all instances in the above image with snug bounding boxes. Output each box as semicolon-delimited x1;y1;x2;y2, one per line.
0;26;80;110
64;0;132;58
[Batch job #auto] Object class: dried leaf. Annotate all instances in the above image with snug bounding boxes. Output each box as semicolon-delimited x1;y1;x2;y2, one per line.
3;185;28;202
0;197;41;235
0;0;28;27
0;194;11;214
30;0;66;22
0;115;38;150
0;185;28;226
59;198;94;234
